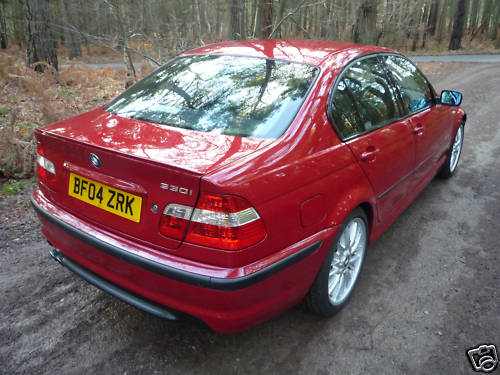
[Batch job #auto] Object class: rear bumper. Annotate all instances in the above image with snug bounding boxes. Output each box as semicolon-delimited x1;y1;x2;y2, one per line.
49;248;204;325
32;189;336;333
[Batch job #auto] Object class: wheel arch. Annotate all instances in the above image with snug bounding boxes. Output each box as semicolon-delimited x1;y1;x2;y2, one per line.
324;190;376;245
455;108;467;129
358;202;374;240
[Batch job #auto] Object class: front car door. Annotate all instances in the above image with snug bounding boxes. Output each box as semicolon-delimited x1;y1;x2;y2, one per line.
328;56;415;223
382;55;452;183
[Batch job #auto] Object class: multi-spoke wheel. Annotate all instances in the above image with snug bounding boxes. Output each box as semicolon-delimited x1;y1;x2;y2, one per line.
307;208;368;316
328;217;367;306
439;122;464;178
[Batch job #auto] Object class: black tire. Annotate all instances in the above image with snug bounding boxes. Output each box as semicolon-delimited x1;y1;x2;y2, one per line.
439;122;464;179
306;207;368;316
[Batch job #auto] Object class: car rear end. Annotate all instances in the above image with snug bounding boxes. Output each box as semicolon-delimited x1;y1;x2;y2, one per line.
33;128;330;333
32;51;333;333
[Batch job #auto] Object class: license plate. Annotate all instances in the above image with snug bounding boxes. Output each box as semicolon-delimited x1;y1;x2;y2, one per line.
68;173;142;223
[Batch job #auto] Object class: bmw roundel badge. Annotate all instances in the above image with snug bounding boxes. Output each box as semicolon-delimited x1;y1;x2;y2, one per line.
89;153;101;168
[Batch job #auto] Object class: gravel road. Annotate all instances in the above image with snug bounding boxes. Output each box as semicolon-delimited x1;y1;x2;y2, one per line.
409;54;500;63
1;62;499;375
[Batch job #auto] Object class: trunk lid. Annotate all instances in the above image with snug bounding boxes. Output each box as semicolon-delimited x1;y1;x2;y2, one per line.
37;108;273;250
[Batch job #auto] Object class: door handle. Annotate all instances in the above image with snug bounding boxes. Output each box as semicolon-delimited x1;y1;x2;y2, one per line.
413;123;424;136
360;146;379;162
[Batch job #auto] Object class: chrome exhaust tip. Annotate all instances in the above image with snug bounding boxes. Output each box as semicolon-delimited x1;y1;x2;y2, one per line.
49;248;63;264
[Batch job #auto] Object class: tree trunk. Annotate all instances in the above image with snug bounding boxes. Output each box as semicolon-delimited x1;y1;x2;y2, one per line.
11;1;24;46
327;0;337;40
194;0;210;38
198;0;210;35
59;0;81;59
436;0;448;44
256;0;273;38
421;0;430;49
123;38;136;88
469;0;479;34
411;0;424;51
447;0;455;34
353;0;378;44
215;0;222;36
302;7;308;35
490;2;500;41
0;0;7;49
496;23;500;49
336;0;346;37
478;0;492;36
24;0;58;72
449;0;466;50
275;0;286;37
240;0;247;39
427;0;439;36
193;0;202;41
113;1;136;88
229;0;241;39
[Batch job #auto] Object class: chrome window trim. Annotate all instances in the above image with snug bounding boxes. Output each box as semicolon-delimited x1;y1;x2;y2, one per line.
326;52;438;142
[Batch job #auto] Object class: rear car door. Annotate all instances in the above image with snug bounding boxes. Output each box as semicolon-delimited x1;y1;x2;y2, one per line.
382;55;452;182
328;56;415;222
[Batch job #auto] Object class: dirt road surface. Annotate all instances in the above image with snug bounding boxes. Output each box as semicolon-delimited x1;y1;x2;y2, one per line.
1;62;499;375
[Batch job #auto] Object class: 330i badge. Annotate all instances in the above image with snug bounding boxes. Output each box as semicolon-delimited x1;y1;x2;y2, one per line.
32;40;465;333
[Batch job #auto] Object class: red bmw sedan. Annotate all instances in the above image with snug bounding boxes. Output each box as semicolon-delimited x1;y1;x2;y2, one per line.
32;40;465;333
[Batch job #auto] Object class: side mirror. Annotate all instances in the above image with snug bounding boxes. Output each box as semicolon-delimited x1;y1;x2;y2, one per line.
440;90;463;106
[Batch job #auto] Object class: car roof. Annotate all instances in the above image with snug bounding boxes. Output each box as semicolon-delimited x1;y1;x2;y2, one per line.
183;39;394;67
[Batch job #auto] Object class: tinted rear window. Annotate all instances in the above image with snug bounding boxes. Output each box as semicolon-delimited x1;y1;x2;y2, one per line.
105;55;318;138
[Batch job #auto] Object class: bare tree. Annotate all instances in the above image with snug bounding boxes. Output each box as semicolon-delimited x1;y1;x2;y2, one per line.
24;0;58;72
59;0;81;59
353;0;378;44
198;0;211;35
469;0;479;36
490;1;500;41
427;0;439;36
327;0;337;40
256;0;273;38
478;0;493;36
229;0;242;39
411;0;424;51
2;0;500;80
449;0;466;50
436;0;449;44
0;0;7;49
105;0;136;87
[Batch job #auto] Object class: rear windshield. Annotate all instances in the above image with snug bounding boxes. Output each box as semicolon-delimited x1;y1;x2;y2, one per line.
104;55;318;138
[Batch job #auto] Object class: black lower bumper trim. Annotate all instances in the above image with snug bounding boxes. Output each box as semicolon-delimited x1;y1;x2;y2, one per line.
33;196;321;290
50;248;202;324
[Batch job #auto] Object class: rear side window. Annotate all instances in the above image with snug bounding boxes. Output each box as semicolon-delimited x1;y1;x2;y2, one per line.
329;57;401;140
383;55;434;114
104;55;318;139
330;79;364;139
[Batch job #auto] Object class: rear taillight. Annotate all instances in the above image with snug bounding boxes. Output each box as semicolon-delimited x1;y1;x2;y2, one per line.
37;143;57;190
159;204;192;240
159;193;266;250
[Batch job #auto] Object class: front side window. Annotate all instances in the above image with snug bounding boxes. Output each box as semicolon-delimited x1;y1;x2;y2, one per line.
105;55;318;139
330;56;401;140
383;55;434;114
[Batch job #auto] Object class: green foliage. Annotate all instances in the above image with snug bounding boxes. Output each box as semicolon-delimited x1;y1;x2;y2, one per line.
60;86;74;97
1;179;28;196
0;106;8;117
15;121;37;131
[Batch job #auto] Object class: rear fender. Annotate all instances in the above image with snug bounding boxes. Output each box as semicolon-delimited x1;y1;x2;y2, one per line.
324;183;377;244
